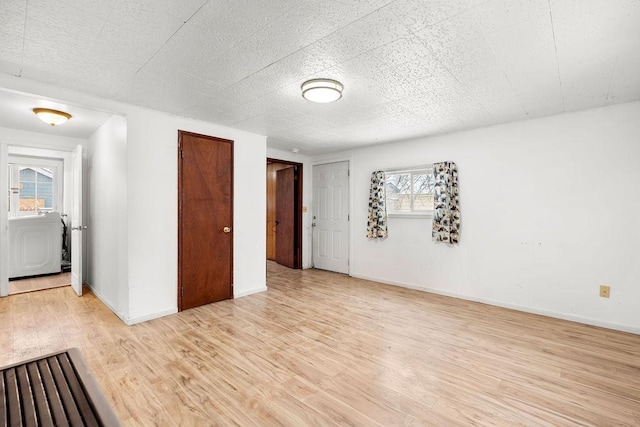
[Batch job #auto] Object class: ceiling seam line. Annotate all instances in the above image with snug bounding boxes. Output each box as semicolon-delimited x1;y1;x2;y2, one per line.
392;2;486;111
94;0;120;44
209;0;400;92
547;0;565;112
18;0;29;77
187;3;319;87
404;0;494;34
503;71;528;116
133;0;210;75
144;0;301;98
605;57;619;104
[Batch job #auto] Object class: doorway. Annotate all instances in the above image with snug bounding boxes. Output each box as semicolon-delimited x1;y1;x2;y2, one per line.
266;159;302;269
178;131;234;311
1;145;82;297
312;161;349;274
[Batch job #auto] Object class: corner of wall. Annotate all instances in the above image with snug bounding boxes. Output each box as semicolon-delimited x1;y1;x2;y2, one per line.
124;308;178;326
234;286;268;298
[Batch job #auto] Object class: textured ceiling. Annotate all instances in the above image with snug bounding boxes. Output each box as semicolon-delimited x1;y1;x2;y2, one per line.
0;0;639;154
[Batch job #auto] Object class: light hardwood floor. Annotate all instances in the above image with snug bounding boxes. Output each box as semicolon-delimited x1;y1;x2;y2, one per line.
1;263;639;426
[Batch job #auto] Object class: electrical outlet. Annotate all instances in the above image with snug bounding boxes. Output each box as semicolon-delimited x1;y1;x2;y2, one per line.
599;285;610;298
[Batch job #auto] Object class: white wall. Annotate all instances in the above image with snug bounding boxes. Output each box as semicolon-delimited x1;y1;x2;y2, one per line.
314;101;640;334
126;109;267;323
0;126;83;152
266;147;313;268
87;115;128;320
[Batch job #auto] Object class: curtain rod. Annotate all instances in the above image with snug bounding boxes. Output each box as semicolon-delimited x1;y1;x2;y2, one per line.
381;163;434;173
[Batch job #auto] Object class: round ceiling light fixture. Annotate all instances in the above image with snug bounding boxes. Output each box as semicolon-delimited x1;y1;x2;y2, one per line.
301;78;343;103
33;108;72;126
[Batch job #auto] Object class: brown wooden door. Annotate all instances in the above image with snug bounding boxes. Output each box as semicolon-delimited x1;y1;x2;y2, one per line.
275;167;295;268
178;131;233;310
266;162;291;260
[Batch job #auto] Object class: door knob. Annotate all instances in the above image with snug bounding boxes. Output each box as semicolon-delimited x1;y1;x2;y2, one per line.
223;227;231;233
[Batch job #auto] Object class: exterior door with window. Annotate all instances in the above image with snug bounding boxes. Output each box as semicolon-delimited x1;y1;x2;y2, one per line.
312;161;349;274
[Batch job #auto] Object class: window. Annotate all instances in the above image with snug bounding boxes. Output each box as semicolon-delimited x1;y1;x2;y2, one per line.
385;168;434;216
17;167;54;212
8;157;63;216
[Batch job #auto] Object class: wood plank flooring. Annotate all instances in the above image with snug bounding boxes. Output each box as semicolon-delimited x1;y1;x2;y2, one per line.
1;262;639;426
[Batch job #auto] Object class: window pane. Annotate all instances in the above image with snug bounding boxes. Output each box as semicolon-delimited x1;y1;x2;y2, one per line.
385;173;411;213
412;172;434;211
19;167;36;182
20;182;36;198
37;181;53;209
16;166;56;212
19;180;36;211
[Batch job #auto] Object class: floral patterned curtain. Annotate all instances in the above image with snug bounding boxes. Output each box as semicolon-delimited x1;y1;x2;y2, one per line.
367;171;388;238
432;161;460;244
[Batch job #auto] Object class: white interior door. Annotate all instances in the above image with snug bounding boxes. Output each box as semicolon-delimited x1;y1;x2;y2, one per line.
71;145;83;296
312;161;349;274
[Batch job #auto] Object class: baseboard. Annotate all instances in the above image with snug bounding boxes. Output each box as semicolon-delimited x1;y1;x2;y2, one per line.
234;285;267;298
85;281;177;326
351;274;640;335
479;298;640;335
125;308;177;326
84;281;126;324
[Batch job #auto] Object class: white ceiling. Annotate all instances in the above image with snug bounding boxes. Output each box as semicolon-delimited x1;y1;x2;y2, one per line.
0;0;638;154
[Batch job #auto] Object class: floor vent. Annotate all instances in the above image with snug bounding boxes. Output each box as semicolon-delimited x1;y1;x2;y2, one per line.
1;349;120;427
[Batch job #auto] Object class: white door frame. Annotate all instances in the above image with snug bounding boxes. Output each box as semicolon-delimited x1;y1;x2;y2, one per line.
311;157;352;275
0;143;8;297
0;144;77;297
71;144;83;296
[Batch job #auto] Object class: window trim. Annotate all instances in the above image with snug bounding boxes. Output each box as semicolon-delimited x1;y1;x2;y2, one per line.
385;167;434;217
387;211;433;219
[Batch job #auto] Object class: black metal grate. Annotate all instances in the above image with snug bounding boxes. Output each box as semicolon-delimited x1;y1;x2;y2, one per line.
1;349;120;427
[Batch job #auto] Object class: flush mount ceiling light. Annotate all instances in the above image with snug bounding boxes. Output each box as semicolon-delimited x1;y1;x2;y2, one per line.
33;108;72;126
301;78;343;103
